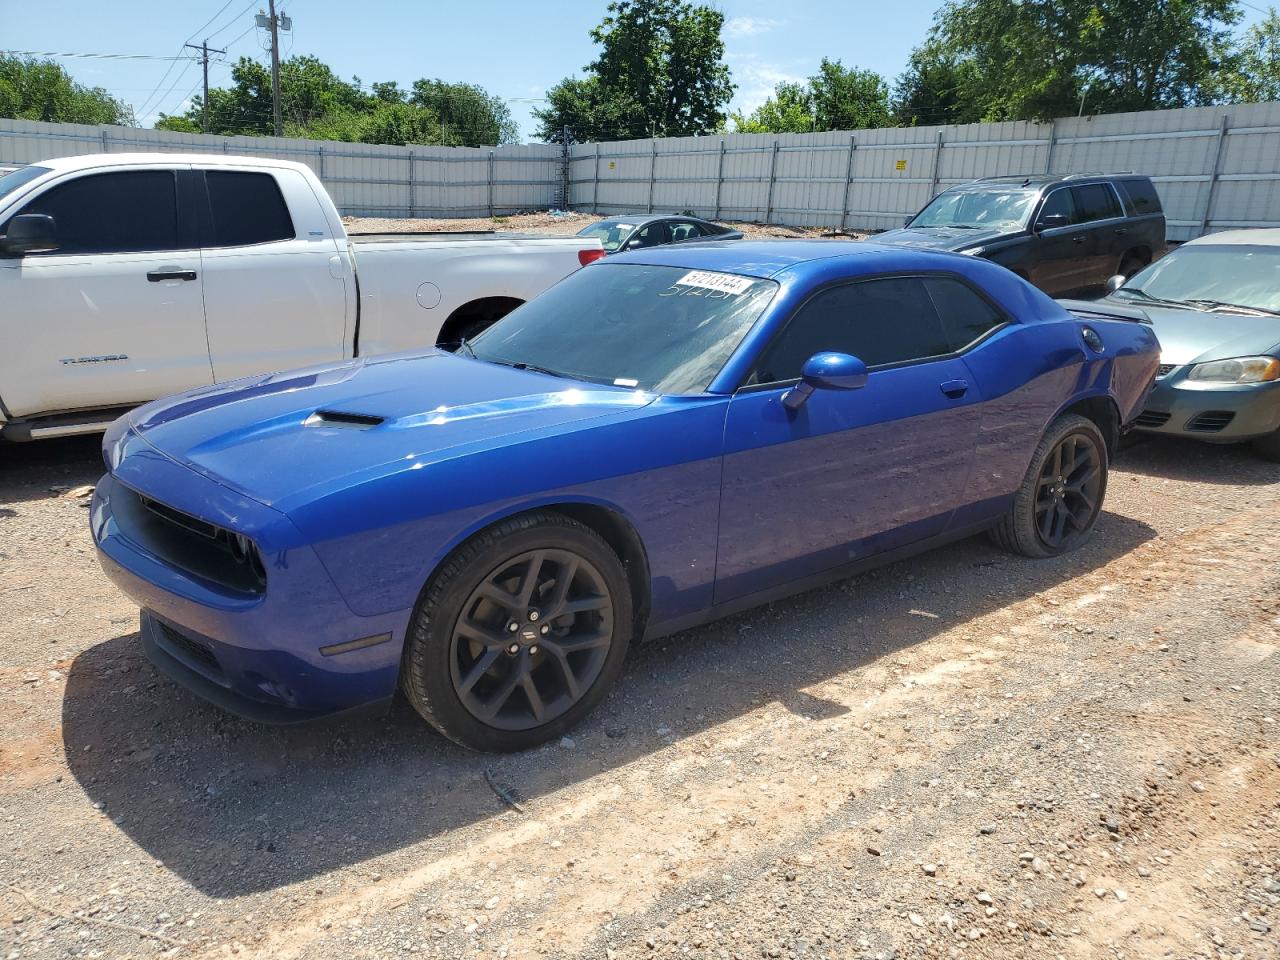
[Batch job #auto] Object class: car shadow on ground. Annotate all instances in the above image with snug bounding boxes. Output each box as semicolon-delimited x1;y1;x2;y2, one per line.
0;435;104;505
60;508;1156;898
1116;433;1280;485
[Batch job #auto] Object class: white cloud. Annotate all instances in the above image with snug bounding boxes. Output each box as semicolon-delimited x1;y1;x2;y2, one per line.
725;16;783;38
728;52;807;115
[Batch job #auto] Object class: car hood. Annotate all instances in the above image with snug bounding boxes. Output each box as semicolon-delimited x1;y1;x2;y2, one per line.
873;225;1012;251
1101;298;1280;366
123;350;655;509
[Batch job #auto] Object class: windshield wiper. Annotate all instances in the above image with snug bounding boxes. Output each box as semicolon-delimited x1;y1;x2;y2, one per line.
1180;298;1280;317
1110;287;1193;308
483;357;569;379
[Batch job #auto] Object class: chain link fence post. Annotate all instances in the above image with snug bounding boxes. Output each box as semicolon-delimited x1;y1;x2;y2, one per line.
1199;113;1231;237
713;138;726;221
764;139;779;224
840;134;856;232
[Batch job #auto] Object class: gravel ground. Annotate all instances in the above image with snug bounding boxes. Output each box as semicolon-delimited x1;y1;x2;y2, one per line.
1;434;1277;960
341;211;862;241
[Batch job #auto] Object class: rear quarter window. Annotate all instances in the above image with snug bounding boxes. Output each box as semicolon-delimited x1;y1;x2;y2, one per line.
1117;178;1163;216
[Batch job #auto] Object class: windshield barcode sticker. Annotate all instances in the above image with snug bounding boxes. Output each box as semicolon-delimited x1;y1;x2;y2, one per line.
674;270;753;294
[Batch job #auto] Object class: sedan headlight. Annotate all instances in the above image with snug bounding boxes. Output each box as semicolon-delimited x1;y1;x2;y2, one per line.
957;245;985;257
1186;356;1280;384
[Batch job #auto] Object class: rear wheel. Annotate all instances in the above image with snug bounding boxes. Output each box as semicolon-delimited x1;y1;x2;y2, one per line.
1252;429;1280;462
991;414;1108;558
402;511;632;751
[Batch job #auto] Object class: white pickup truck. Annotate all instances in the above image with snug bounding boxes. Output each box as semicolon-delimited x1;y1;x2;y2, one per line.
0;153;602;441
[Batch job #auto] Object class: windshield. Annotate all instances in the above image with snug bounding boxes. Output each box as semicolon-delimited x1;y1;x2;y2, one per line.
576;219;638;252
470;263;778;394
1116;244;1280;315
911;187;1038;231
0;165;50;206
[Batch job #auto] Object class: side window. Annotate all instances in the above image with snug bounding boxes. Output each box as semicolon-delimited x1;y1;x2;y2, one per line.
1071;183;1122;223
751;277;951;384
10;170;178;254
1038;188;1075;224
669;221;701;242
629;222;669;249
924;277;1006;351
205;171;294;247
1117;178;1162;215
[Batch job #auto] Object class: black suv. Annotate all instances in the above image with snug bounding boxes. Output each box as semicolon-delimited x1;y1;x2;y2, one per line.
874;174;1166;297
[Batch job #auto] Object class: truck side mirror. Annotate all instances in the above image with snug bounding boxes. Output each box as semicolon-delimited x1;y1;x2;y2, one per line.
1;214;59;255
1034;213;1070;233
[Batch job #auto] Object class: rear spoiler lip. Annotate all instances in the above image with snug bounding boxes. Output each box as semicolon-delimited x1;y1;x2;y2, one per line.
1056;298;1153;325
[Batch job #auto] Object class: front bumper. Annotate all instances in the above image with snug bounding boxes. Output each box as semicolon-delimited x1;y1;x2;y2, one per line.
1131;368;1280;442
92;465;410;722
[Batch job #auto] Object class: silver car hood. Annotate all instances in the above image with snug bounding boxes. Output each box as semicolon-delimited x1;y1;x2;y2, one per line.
1101;298;1280;366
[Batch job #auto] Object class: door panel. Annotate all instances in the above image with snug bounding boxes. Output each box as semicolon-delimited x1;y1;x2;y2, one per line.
1029;188;1094;295
715;359;982;604
197;167;347;381
1073;182;1128;283
0;167;212;418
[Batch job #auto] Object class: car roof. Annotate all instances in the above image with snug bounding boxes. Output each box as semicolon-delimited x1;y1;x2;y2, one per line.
604;238;971;279
1184;228;1280;247
596;213;718;228
29;152;312;174
964;173;1145;189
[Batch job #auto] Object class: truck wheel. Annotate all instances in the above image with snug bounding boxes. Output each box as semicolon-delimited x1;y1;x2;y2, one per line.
402;511;632;752
990;414;1108;558
1252;429;1280;462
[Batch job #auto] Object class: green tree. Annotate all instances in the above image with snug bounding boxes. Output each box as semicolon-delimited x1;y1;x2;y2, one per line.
534;0;734;142
896;0;1241;123
1217;8;1280;102
731;59;892;134
0;55;130;125
156;55;516;147
730;82;815;134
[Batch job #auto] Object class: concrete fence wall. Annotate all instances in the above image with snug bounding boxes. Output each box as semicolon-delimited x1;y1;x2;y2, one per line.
0;118;566;218
569;101;1280;242
4;101;1280;240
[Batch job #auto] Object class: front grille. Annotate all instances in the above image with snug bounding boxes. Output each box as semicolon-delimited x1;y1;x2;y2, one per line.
1186;410;1236;432
1134;410;1171;428
1156;363;1177;378
157;621;226;682
112;483;266;594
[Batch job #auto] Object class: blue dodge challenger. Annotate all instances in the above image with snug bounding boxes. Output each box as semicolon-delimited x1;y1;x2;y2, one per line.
92;241;1160;751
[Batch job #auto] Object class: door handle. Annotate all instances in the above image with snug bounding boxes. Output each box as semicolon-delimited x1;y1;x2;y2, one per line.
1071;235;1087;244
1113;227;1128;236
147;268;197;282
940;379;969;399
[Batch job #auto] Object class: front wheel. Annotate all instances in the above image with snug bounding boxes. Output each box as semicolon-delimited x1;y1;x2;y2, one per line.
402;511;633;751
991;414;1108;558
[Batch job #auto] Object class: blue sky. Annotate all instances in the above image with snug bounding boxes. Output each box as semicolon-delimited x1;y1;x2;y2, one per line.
2;0;1273;140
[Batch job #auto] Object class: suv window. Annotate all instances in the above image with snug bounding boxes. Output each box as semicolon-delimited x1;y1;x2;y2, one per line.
1038;188;1076;224
923;277;1006;350
750;277;952;384
10;170;179;254
1117;178;1162;216
1071;183;1122;223
205;171;294;246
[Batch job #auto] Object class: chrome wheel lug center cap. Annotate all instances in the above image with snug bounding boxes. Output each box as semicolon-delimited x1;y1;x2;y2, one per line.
507;621;519;633
528;609;540;622
507;643;520;656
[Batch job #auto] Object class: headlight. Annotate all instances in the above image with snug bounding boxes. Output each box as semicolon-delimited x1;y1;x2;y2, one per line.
957;245;985;257
1186;356;1280;384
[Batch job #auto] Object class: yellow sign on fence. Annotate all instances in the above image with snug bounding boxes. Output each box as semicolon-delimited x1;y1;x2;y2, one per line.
895;159;907;171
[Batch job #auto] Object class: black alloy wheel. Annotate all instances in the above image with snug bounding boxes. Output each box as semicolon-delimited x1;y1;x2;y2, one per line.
1033;432;1103;550
450;548;614;731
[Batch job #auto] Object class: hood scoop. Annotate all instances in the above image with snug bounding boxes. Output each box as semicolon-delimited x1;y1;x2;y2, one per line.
304;410;386;429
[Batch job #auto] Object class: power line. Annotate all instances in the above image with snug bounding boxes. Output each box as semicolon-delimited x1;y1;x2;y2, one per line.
0;49;190;62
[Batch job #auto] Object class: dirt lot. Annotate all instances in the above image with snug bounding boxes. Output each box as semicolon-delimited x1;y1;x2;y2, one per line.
1;434;1277;960
342;211;859;240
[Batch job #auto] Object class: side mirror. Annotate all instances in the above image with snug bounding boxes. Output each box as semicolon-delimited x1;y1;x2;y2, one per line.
1;213;58;255
1105;274;1125;293
903;216;913;227
1034;213;1070;233
782;352;869;412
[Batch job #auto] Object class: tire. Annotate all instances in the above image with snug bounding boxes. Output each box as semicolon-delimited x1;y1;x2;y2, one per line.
990;414;1108;558
402;511;633;752
1252;429;1280;462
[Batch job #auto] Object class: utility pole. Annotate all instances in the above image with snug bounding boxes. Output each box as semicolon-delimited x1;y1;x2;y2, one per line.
256;1;291;136
183;39;226;134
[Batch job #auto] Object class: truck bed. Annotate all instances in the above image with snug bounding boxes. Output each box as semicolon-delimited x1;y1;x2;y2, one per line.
349;231;583;243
